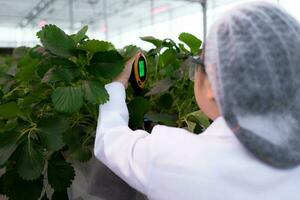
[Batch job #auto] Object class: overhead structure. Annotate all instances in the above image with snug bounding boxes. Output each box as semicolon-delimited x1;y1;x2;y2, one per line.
19;0;56;28
0;0;295;48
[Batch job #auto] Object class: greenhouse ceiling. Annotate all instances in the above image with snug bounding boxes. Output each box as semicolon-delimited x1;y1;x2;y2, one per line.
0;0;298;48
0;0;241;31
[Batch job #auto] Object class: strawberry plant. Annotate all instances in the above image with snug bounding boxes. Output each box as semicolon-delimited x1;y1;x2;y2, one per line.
0;25;209;200
138;33;210;132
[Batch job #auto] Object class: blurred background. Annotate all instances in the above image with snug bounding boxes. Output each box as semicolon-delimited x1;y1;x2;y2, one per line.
0;0;299;50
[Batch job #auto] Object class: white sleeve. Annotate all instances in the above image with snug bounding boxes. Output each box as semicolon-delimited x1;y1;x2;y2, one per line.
94;82;152;195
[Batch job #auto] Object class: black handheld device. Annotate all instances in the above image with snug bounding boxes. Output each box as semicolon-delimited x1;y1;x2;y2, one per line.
129;53;147;94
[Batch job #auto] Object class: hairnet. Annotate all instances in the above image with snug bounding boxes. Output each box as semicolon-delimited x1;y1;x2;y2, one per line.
204;1;300;169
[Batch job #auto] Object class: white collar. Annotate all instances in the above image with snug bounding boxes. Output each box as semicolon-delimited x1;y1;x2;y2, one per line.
201;116;234;137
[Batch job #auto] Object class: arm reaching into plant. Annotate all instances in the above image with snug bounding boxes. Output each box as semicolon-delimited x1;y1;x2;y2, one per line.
113;52;141;88
93;52;219;197
94;53;151;194
94;81;152;194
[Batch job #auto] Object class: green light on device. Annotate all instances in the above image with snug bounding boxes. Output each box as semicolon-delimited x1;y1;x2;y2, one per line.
138;60;145;77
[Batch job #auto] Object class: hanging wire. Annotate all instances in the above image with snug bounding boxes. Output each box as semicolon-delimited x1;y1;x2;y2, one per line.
200;0;207;44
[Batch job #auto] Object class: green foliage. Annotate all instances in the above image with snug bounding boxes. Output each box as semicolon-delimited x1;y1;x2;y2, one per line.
37;117;69;151
142;33;208;133
0;102;24;119
128;97;150;128
140;36;163;47
120;45;141;60
78;39;115;53
145;77;172;96
0;24;210;199
179;32;202;55
15;139;45;180
37;24;76;58
82;81;109;105
52;86;84;114
63;129;92;162
88;50;124;79
47;154;75;191
1;170;43;200
185;111;211;132
0;132;20;165
145;112;177;126
15;53;40;81
71;25;88;44
157;93;173;110
69;146;92;162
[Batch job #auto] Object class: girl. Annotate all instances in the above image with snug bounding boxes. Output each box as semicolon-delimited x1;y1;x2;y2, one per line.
94;2;300;199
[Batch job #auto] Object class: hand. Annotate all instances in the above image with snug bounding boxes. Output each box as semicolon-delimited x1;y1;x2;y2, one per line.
113;52;141;88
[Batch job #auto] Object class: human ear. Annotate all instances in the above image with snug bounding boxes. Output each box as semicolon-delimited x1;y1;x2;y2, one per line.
204;77;215;100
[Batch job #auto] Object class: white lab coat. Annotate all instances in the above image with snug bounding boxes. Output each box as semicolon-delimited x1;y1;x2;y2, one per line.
94;82;300;200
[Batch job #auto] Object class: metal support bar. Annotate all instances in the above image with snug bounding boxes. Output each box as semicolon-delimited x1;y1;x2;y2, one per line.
150;0;154;26
88;0;148;26
200;0;207;43
103;0;109;40
19;0;56;28
69;0;74;32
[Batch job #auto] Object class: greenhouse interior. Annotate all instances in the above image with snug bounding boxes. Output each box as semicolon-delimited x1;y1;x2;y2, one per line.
1;0;300;200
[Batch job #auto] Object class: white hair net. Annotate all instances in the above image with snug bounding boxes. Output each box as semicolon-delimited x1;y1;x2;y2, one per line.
205;2;300;169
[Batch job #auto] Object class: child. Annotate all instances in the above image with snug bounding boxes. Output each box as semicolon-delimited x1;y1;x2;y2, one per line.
94;2;300;199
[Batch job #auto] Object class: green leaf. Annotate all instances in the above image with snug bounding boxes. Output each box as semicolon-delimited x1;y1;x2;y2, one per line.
71;25;88;44
157;93;173;109
63;129;92;162
29;47;44;59
37;24;76;58
78;39;115;54
0;119;18;133
0;102;24;119
87;51;124;79
140;36;162;47
37;117;69;151
37;57;77;78
13;46;30;59
52;190;68;200
0;132;20;165
16;140;45;180
47;155;75;191
147;47;163;56
42;66;80;83
128;97;150;128
158;49;180;76
62;130;82;150
37;58;53;78
160;49;177;66
82;81;109;105
15;54;40;82
145;77;173;96
145;112;177;126
1;170;43;200
52;86;84;114
70;146;92;162
161;38;180;51
19;86;49;107
193;123;204;133
186;110;211;131
120;45;140;60
178;32;202;54
178;43;190;54
186;120;196;133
